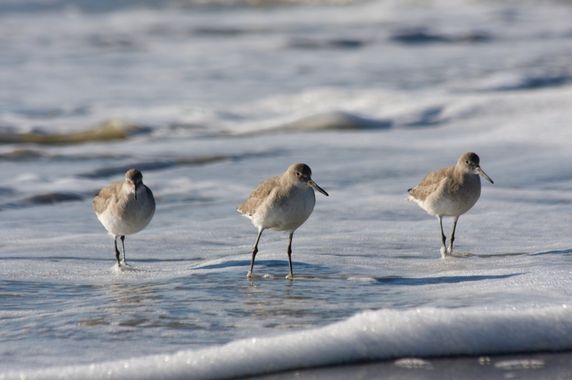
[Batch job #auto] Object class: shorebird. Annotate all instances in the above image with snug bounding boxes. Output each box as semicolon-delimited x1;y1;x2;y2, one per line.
93;169;155;266
408;152;493;258
237;163;329;280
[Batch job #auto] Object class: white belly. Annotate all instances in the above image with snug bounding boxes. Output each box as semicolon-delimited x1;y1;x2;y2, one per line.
417;178;481;217
97;191;155;236
253;188;316;232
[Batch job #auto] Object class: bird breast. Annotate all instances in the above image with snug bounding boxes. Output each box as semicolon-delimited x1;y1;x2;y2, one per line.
254;186;316;231
97;186;155;236
429;174;481;217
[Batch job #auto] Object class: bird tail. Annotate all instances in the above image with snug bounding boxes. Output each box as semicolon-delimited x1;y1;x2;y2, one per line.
407;187;416;202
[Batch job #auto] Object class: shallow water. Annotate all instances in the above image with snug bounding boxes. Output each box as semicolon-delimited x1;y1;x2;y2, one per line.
2;0;572;378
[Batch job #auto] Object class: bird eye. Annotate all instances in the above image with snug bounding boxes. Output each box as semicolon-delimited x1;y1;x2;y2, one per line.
465;160;470;164
296;172;301;177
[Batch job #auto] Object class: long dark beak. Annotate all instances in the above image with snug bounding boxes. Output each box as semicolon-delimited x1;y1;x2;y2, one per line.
477;166;494;184
308;179;329;196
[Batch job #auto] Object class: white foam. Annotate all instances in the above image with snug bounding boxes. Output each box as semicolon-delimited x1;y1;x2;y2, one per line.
494;359;545;370
394;358;433;370
3;306;571;380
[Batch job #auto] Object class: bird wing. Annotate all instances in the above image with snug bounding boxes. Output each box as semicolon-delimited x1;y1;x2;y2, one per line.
237;176;280;216
408;166;451;201
144;185;156;212
92;181;121;215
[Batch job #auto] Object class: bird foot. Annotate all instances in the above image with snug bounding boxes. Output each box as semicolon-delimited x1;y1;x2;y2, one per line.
285;273;294;280
113;262;129;273
112;262;140;273
246;271;253;280
440;246;449;258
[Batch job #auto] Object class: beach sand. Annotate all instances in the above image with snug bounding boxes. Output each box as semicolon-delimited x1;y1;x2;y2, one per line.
251;352;572;379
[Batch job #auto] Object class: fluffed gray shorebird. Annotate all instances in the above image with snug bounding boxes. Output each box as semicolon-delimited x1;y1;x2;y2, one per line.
93;169;155;266
237;163;329;280
408;152;493;258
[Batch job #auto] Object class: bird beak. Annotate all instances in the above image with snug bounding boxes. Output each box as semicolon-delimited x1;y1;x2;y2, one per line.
308;179;329;196
476;166;494;184
134;182;139;200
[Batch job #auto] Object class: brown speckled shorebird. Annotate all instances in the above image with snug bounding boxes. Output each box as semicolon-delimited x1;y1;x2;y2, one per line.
93;169;155;266
408;152;493;258
237;163;329;280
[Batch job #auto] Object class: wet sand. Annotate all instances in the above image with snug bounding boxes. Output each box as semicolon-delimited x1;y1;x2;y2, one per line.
250;352;572;380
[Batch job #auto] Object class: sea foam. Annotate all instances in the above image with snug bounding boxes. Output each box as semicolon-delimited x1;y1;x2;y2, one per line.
4;306;572;380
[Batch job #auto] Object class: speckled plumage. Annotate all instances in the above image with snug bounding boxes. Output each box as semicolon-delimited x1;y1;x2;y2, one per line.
408;152;493;258
238;163;328;280
93;169;155;266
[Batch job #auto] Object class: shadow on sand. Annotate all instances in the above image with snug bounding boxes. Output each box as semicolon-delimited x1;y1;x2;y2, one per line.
374;273;522;286
452;248;572;258
530;248;572;257
194;259;328;271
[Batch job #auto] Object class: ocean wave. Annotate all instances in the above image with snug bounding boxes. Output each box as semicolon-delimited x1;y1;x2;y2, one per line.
3;306;571;380
472;72;572;92
0;120;151;145
0;148;130;161
390;27;492;45
0;0;358;14
0;191;90;211
287;37;368;50
230;108;447;136
78;150;278;179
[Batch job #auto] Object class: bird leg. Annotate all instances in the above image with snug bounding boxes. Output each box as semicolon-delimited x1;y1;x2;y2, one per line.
114;236;121;266
248;228;264;279
286;232;294;280
439;216;448;258
120;235;126;265
448;216;459;255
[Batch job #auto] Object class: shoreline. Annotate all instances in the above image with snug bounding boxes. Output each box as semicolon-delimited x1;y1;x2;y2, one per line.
250;351;572;380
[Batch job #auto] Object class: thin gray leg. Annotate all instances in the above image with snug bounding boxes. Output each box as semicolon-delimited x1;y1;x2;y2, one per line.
439;216;447;258
286;232;294;280
120;235;126;264
114;236;121;265
449;216;459;255
248;228;264;279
